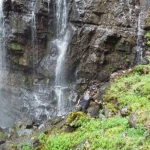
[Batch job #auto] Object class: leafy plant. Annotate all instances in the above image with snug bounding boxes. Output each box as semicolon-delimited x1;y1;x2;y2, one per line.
67;112;88;127
39;133;47;144
22;144;33;150
145;31;150;46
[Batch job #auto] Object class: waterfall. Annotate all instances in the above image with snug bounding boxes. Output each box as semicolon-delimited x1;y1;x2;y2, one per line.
0;0;14;127
127;0;132;25
54;0;70;116
136;7;146;64
0;0;5;75
48;0;50;13
31;1;37;67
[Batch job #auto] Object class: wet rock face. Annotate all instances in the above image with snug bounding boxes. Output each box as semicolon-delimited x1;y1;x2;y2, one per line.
3;0;55;78
0;0;57;127
1;0;150;126
66;0;148;85
2;0;150;85
2;0;150;88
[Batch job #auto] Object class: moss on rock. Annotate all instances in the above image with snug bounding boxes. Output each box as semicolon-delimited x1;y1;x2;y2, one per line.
67;112;88;127
11;43;22;51
0;131;6;141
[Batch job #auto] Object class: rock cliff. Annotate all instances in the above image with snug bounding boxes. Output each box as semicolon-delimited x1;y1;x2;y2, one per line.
66;0;149;90
1;0;150;126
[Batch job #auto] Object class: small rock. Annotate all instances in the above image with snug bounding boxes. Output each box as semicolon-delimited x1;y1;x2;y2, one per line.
88;106;100;118
99;114;105;119
104;106;112;117
120;105;131;117
128;112;137;128
0;141;5;145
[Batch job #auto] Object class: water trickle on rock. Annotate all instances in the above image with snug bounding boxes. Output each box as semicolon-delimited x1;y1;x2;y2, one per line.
0;0;5;72
48;0;50;13
31;1;38;68
136;6;146;64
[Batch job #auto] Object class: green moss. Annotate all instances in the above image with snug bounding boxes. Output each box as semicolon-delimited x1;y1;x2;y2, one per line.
22;144;34;150
146;31;150;37
0;131;6;141
67;112;88;127
19;57;23;65
106;103;118;114
145;31;150;46
125;57;130;62
11;43;22;51
25;75;34;89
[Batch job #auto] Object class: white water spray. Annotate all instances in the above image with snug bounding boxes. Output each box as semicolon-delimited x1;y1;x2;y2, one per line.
0;0;13;128
55;0;70;116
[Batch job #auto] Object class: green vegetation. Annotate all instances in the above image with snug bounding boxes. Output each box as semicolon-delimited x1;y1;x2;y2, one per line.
146;12;150;32
67;111;88;127
22;144;34;150
145;31;150;46
21;65;150;150
11;43;22;51
0;131;6;141
22;116;150;150
104;65;150;126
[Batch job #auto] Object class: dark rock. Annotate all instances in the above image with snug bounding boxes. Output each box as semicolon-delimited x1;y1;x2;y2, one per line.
88;105;100;118
33;139;41;148
99;114;105;119
120;105;132;117
104;105;112;117
0;141;5;145
128;112;137;128
144;120;150;133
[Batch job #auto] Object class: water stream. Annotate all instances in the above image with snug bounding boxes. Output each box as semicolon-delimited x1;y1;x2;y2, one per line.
54;0;71;116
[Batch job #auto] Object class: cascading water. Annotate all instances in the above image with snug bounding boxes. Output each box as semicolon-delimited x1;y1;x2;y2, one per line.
0;0;5;127
54;0;71;116
136;7;146;64
21;0;53;121
31;1;38;67
0;0;5;73
48;0;50;13
0;0;14;127
127;0;132;25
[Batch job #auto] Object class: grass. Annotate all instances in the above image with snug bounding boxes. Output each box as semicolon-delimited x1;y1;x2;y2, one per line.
104;65;150;126
34;116;149;150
